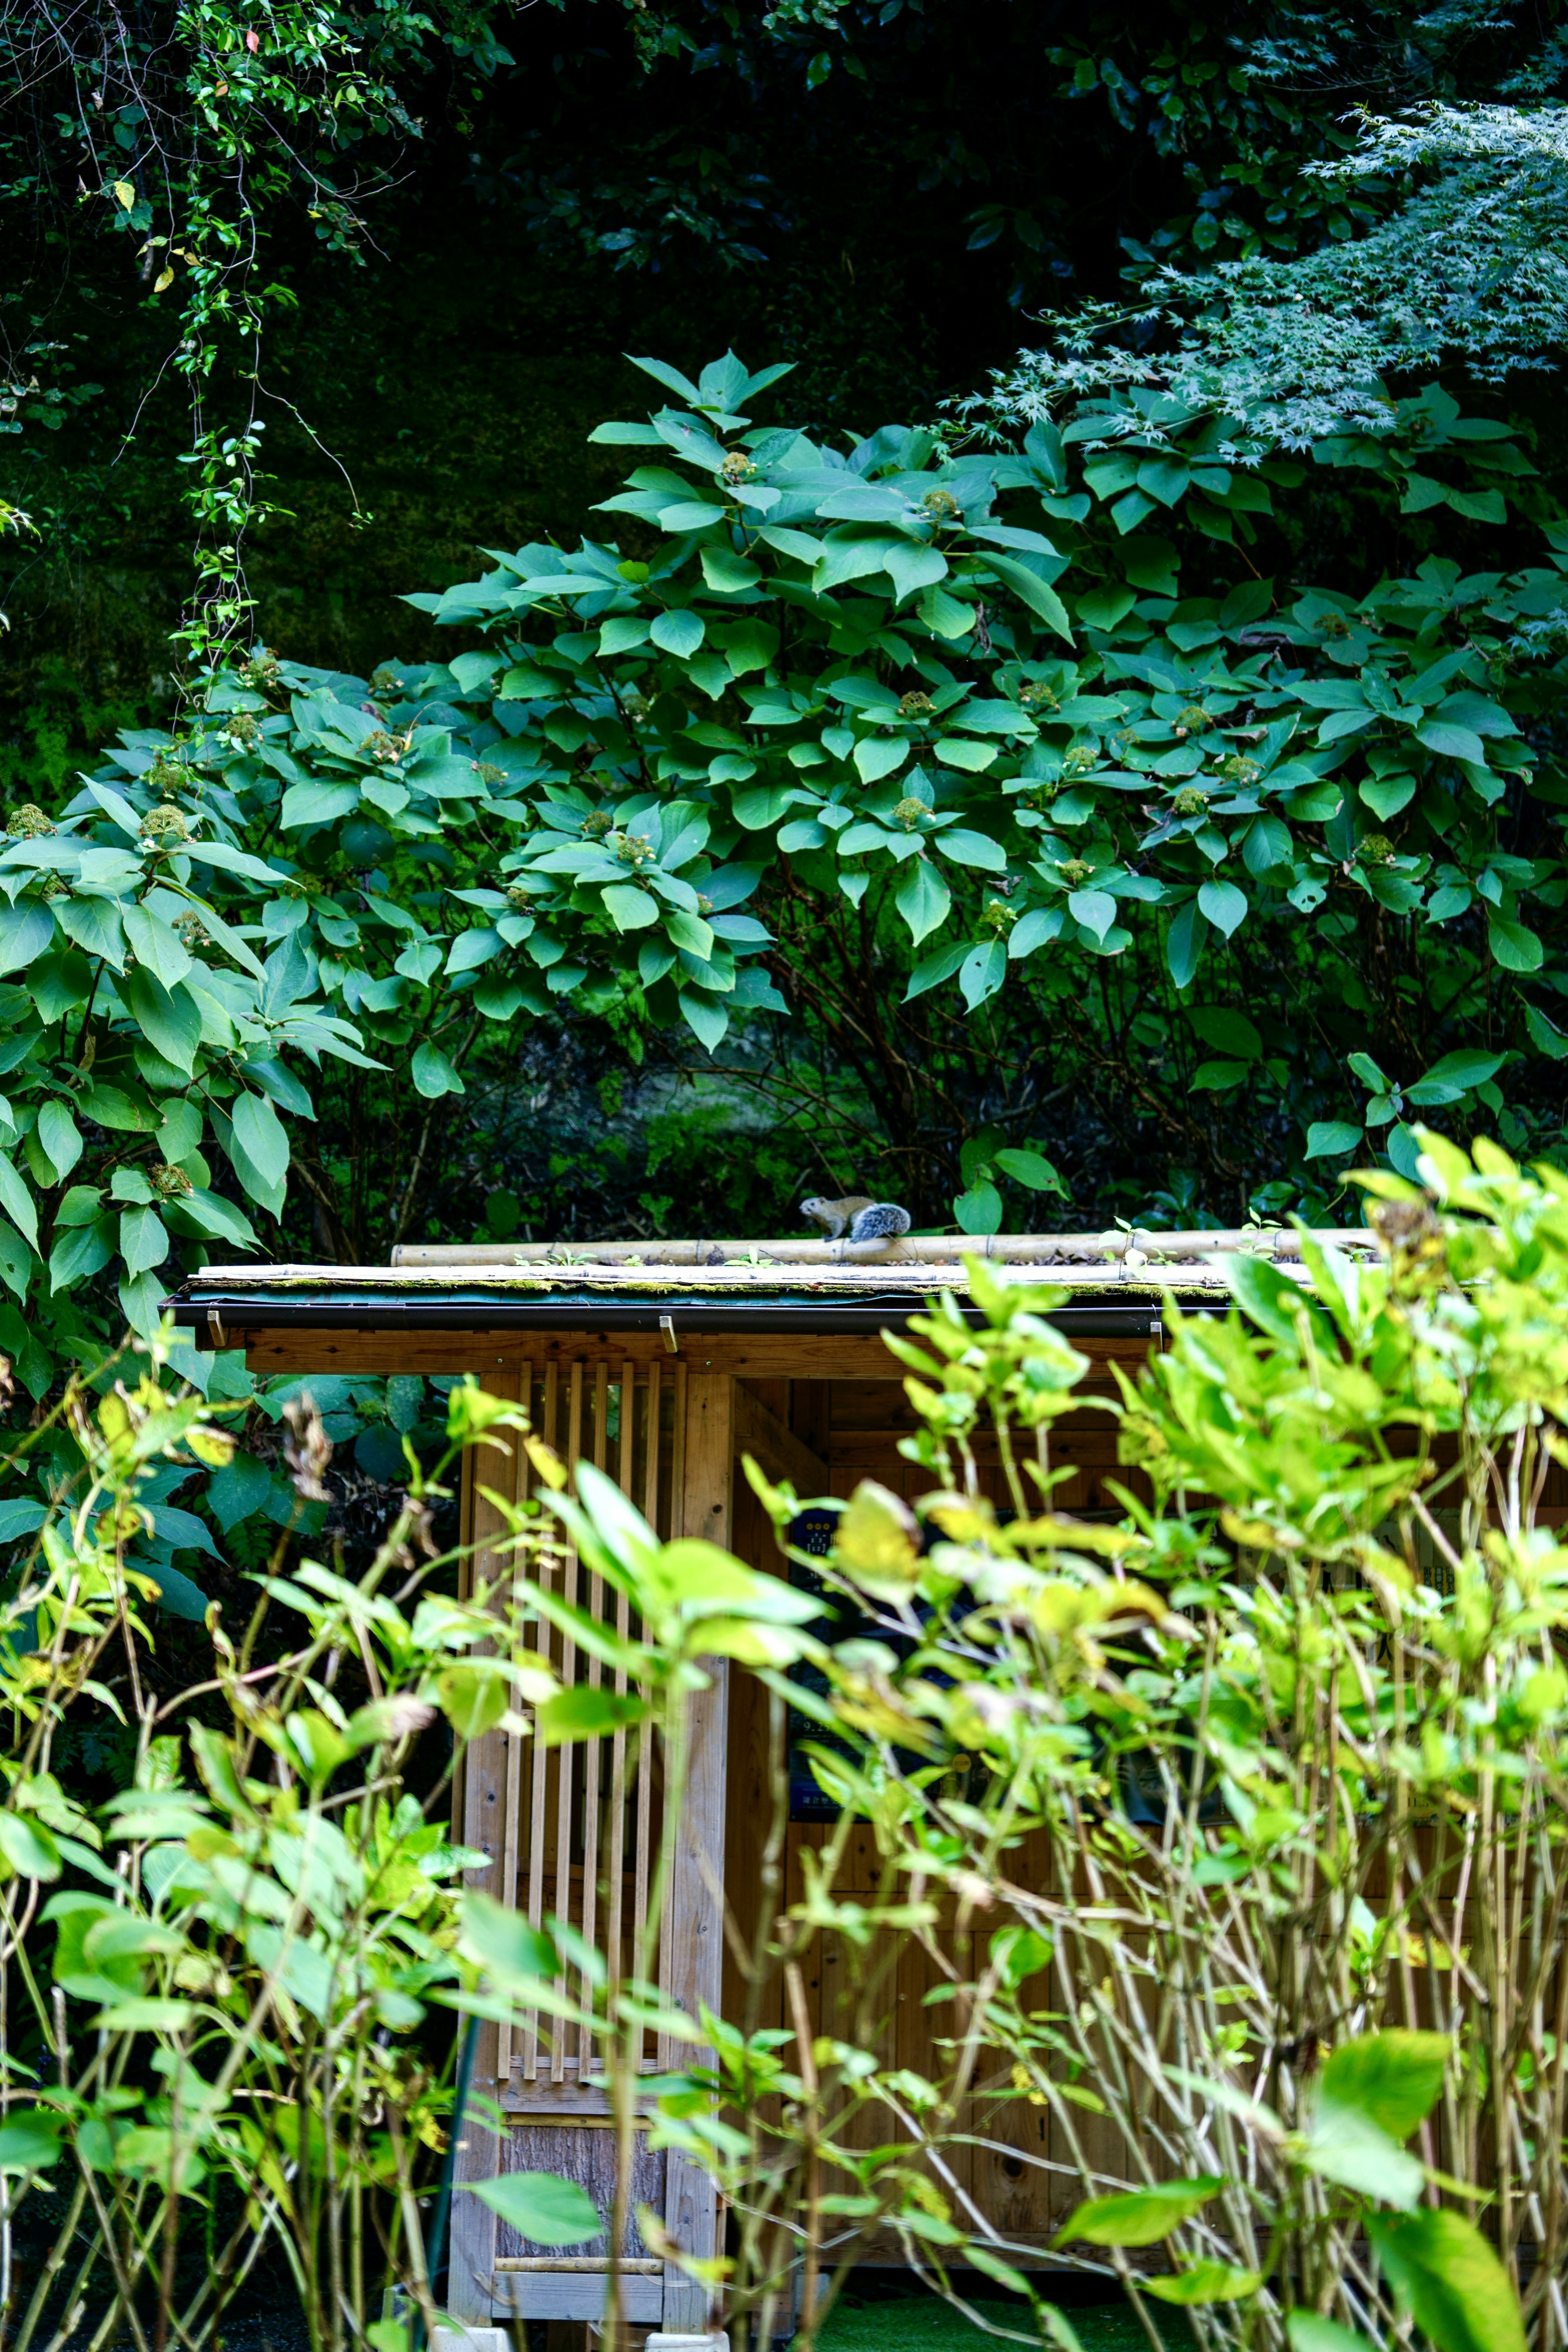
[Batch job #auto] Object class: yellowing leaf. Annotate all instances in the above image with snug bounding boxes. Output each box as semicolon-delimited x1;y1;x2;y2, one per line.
154;267;175;293
112;181;136;209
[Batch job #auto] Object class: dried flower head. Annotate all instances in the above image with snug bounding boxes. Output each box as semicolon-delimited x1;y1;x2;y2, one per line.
5;804;53;839
898;691;934;719
140;804;189;847
1171;786;1209;817
506;884;533;911
1057;858;1094;887
281;1393;333;1503
1216;753;1261;786
1062;745;1097;777
1173;704;1211;737
921;488;961;522
476;761;506;787
720;450;756;484
1357;832;1397;866
894;797;927;831
149;1163;194;1199
581;810;613;838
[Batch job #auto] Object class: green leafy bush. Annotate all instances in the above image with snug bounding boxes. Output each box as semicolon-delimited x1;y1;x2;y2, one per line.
734;1133;1568;2351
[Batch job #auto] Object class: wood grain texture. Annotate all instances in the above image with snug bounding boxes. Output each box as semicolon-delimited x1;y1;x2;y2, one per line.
241;1328;1156;1381
449;1368;523;2318
662;1372;733;2330
734;1381;830;1497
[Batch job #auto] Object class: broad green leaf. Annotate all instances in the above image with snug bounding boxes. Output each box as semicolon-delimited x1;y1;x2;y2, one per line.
0;1812;60;1881
853;737;908;785
50;1218;114;1294
1489;916;1543;972
650;609;705;658
122;969;202;1076
119;1205;170;1278
122;904;194;991
1068;889;1117;942
1198;878;1248;938
1319;2031;1450;2142
410;1043;465;1098
959;939;1007;1011
0;1154;37;1249
1361;773;1416;820
0;2112;62;2172
995;1147;1065;1194
77;1081;157;1132
229;1089;290;1198
1417;720;1486;765
1414;1049;1505;1093
1227;1253;1312;1346
940;829;1007;870
1009;906;1065;957
935;739;998;774
894;860;950;946
446;928;501;976
37;1100;82;1184
281;782;359;829
1301;2100;1423;2209
1145;2265;1261;2306
597;617;650;656
602;884;659;931
954;1180;1002;1235
468;2170;602;2246
1166;898;1203;989
1287;2316;1379;2352
1305;1121;1363;1158
537;1686;650;1746
1056;2178;1223;2248
679;991;728;1051
906;942;968;1001
1368;2210;1526;2352
0;901;55;971
984;552;1073;643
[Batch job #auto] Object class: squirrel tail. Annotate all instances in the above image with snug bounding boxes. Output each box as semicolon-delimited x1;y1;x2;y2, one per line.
848;1202;912;1243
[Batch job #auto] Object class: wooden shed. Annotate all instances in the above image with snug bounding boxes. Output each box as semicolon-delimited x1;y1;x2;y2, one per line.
169;1227;1376;2331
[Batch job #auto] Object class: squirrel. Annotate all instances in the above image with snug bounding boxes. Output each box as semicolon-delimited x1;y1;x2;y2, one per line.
801;1195;913;1244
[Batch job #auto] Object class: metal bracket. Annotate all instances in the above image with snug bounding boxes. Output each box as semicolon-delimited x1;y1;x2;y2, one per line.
207;1308;229;1350
659;1314;679;1354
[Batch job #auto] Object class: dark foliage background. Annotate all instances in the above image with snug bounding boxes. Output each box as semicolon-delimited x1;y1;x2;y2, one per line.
5;0;1568;1241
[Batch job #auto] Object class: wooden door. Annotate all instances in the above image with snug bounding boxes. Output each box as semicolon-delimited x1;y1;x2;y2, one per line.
448;1358;733;2328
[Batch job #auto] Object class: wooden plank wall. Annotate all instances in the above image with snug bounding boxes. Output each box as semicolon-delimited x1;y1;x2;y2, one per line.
721;1368;1146;2264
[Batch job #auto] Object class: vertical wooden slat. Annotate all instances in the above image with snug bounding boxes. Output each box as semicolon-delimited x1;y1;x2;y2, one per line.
552;1362;584;2082
578;1363;609;2070
523;1361;558;2085
662;1370;733;2331
495;1359;532;2089
607;1363;635;1998
669;1361;687;1538
449;1360;525;2322
635;1365;660;2065
642;1359;662;1529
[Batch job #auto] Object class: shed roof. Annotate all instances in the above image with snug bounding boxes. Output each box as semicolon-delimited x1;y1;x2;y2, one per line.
167;1229;1377;1344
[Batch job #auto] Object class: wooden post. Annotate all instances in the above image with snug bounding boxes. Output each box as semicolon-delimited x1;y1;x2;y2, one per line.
449;1365;525;2321
662;1372;733;2331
